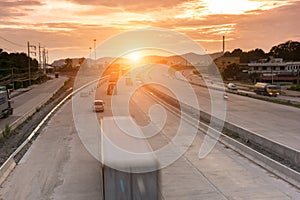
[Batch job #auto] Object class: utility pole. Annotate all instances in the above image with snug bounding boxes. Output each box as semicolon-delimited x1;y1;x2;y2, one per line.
27;41;36;86
43;48;46;74
46;49;49;66
11;67;14;91
46;49;48;74
222;35;225;55
38;43;42;70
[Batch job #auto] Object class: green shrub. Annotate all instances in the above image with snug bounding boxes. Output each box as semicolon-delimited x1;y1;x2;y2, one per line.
287;85;300;92
2;124;11;138
0;135;4;143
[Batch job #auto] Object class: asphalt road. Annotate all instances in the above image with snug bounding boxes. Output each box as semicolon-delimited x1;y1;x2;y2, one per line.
0;102;102;200
0;69;299;199
146;67;300;151
132;89;300;200
0;76;68;132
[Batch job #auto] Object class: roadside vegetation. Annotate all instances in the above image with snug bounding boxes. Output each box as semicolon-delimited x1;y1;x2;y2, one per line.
0;48;48;89
287;85;300;92
0;72;75;165
221;40;300;82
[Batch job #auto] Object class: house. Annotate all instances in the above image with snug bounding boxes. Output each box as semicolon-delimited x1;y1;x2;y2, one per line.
248;57;300;83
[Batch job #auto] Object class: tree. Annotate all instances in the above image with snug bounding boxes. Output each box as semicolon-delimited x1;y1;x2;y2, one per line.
231;48;243;57
222;63;241;80
269;40;300;61
64;58;73;69
222;48;267;63
241;48;266;63
79;57;85;65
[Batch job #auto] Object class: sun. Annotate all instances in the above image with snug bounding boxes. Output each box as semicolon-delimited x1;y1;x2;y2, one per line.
128;52;141;62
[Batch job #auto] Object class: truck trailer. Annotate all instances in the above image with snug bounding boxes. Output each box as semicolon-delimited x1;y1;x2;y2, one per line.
254;82;281;97
101;117;160;200
0;86;13;118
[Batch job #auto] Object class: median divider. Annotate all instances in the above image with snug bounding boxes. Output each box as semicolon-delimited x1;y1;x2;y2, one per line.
10;90;59;131
0;76;110;186
146;85;300;188
174;74;300;107
0;158;16;185
0;79;67;186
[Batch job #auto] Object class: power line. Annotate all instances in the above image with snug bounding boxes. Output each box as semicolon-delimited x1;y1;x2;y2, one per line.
0;35;26;48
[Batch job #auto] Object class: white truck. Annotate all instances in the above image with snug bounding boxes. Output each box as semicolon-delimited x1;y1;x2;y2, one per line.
0;86;13;118
101;117;159;199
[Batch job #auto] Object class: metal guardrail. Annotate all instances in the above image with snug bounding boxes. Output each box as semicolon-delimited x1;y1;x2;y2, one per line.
0;76;109;186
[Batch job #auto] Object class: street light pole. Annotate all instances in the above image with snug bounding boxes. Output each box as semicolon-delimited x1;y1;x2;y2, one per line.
94;39;96;67
297;68;300;85
89;47;92;67
271;66;273;84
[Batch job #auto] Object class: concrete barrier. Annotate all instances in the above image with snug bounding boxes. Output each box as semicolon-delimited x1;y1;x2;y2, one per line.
9;80;66;131
0;76;109;187
0;79;66;186
147;85;300;186
219;133;300;188
0;158;16;185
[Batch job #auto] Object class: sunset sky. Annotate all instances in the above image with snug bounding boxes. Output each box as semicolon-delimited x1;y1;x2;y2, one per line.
0;0;299;63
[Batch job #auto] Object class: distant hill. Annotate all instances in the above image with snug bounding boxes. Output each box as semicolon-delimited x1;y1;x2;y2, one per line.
51;58;83;68
51;52;223;68
51;59;65;67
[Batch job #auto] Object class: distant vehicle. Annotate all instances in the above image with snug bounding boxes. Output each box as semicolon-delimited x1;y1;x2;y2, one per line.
107;83;117;95
93;100;104;112
0;86;13;118
121;69;128;76
227;83;238;90
109;72;119;83
254;82;281;97
125;77;133;86
223;93;228;100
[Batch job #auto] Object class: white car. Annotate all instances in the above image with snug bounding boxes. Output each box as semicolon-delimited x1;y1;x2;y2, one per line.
93;100;104;112
227;83;238;90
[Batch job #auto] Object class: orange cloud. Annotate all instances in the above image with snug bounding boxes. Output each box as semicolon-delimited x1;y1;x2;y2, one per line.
0;0;299;62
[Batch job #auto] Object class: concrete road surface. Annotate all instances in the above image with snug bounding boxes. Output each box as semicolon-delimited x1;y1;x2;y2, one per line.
0;76;68;132
0;102;102;200
132;90;300;200
146;67;300;151
0;70;299;199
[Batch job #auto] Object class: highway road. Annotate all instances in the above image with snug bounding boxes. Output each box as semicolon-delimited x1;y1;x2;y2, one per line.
0;76;68;132
181;70;300;104
0;69;299;199
132;89;300;200
147;67;300;151
0;102;102;200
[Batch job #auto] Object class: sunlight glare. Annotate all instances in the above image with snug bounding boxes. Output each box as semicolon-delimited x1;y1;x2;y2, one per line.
128;52;141;62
